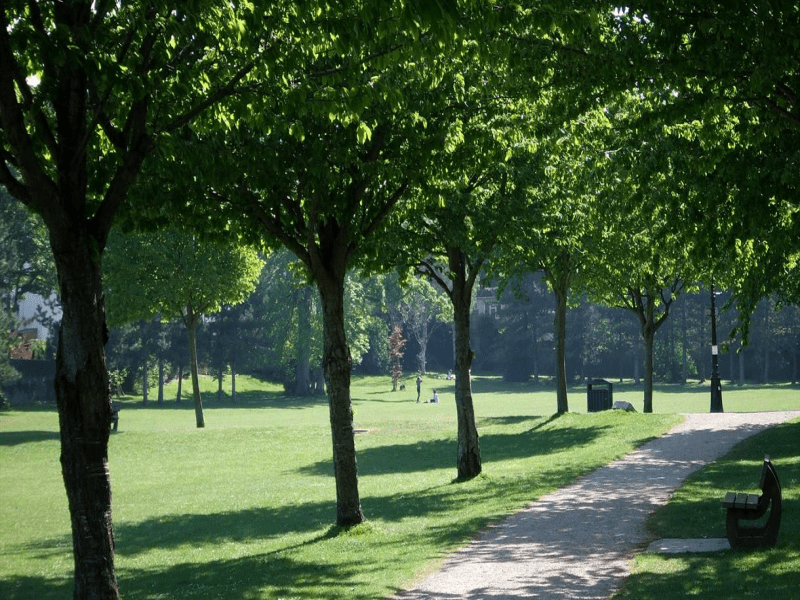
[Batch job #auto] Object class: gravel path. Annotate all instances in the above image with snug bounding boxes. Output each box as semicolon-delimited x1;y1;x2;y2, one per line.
395;411;800;600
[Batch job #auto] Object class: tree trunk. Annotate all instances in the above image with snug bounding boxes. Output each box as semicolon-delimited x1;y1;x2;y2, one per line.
739;347;746;385
314;367;326;395
681;300;688;383
449;249;481;480
643;326;655;413
295;286;312;396
186;309;205;428
157;357;165;404
317;270;363;526
553;282;569;414
532;315;540;384
217;369;224;401
729;343;736;386
51;234;119;599
176;365;183;403
142;354;149;405
231;357;237;403
418;319;428;374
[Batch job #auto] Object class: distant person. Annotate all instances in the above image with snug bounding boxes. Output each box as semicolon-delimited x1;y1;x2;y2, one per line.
428;390;439;403
446;369;453;380
416;374;422;403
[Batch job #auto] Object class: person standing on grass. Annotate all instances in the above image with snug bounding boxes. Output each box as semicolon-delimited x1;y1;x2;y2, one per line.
416;374;422;403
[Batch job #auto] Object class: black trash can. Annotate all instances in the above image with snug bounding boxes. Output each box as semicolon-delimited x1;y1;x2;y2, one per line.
587;378;613;412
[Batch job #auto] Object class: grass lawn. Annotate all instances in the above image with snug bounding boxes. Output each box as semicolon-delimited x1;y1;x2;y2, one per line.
0;374;796;599
616;416;800;598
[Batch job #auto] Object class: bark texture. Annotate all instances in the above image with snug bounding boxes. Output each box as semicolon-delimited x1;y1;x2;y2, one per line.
317;268;363;526
185;307;205;428
310;220;363;526
449;249;482;480
52;231;119;599
553;281;569;415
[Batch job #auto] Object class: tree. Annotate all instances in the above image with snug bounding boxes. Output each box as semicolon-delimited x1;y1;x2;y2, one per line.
387;273;451;375
609;4;800;334
0;3;263;594
141;1;509;525
0;186;56;319
583;128;697;411
0;300;19;408
388;325;407;391
104;228;263;427
503;106;613;413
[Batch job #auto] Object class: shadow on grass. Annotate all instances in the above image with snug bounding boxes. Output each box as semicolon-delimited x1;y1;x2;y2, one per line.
624;548;799;598
117;389;325;411
0;430;60;446
107;455;595;600
114;500;336;558
299;418;609;477
477;415;547;427
645;419;800;540
0;575;72;600
122;552;378;600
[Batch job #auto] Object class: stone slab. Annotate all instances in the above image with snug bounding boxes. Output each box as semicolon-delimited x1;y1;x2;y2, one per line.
646;538;730;554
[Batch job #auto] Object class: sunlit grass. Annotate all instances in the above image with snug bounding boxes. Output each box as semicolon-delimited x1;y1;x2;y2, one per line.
1;373;796;598
617;418;800;599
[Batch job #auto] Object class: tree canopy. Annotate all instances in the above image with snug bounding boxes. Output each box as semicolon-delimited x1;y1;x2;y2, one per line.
5;2;800;595
104;227;263;426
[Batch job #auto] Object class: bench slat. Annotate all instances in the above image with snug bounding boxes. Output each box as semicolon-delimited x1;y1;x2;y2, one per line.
722;491;737;508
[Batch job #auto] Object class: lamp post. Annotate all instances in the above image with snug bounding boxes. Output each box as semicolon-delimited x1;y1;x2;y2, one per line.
710;283;724;413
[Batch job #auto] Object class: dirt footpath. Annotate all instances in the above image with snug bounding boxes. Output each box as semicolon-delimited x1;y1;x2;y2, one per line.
395;411;800;600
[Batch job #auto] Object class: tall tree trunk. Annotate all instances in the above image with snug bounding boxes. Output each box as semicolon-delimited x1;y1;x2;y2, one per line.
418;320;428;374
643;326;655;413
157;357;165;404
532;314;540;384
681;299;688;383
142;354;149;405
314;367;326;396
552;279;569;414
176;365;183;403
729;344;736;386
317;271;363;526
449;249;481;480
52;235;119;599
629;287;674;414
295;285;312;396
231;357;237;403
186;308;205;428
739;347;746;386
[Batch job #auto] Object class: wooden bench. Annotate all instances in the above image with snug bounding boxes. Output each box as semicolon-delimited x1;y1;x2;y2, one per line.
722;455;782;549
110;402;121;433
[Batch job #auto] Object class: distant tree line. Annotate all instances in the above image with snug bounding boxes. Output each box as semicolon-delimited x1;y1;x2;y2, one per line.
93;268;800;403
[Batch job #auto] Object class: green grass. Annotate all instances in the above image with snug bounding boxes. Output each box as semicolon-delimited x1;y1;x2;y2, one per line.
616;417;800;598
0;374;796;599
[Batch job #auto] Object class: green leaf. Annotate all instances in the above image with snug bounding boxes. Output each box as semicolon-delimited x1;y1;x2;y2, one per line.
357;121;371;145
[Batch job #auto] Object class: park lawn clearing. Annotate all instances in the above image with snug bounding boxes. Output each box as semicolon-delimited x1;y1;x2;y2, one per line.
6;373;786;599
617;417;800;599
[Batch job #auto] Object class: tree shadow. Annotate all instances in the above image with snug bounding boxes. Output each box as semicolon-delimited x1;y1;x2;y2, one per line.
477;415;545;427
0;430;60;446
120;388;326;411
0;574;71;600
297;420;610;477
